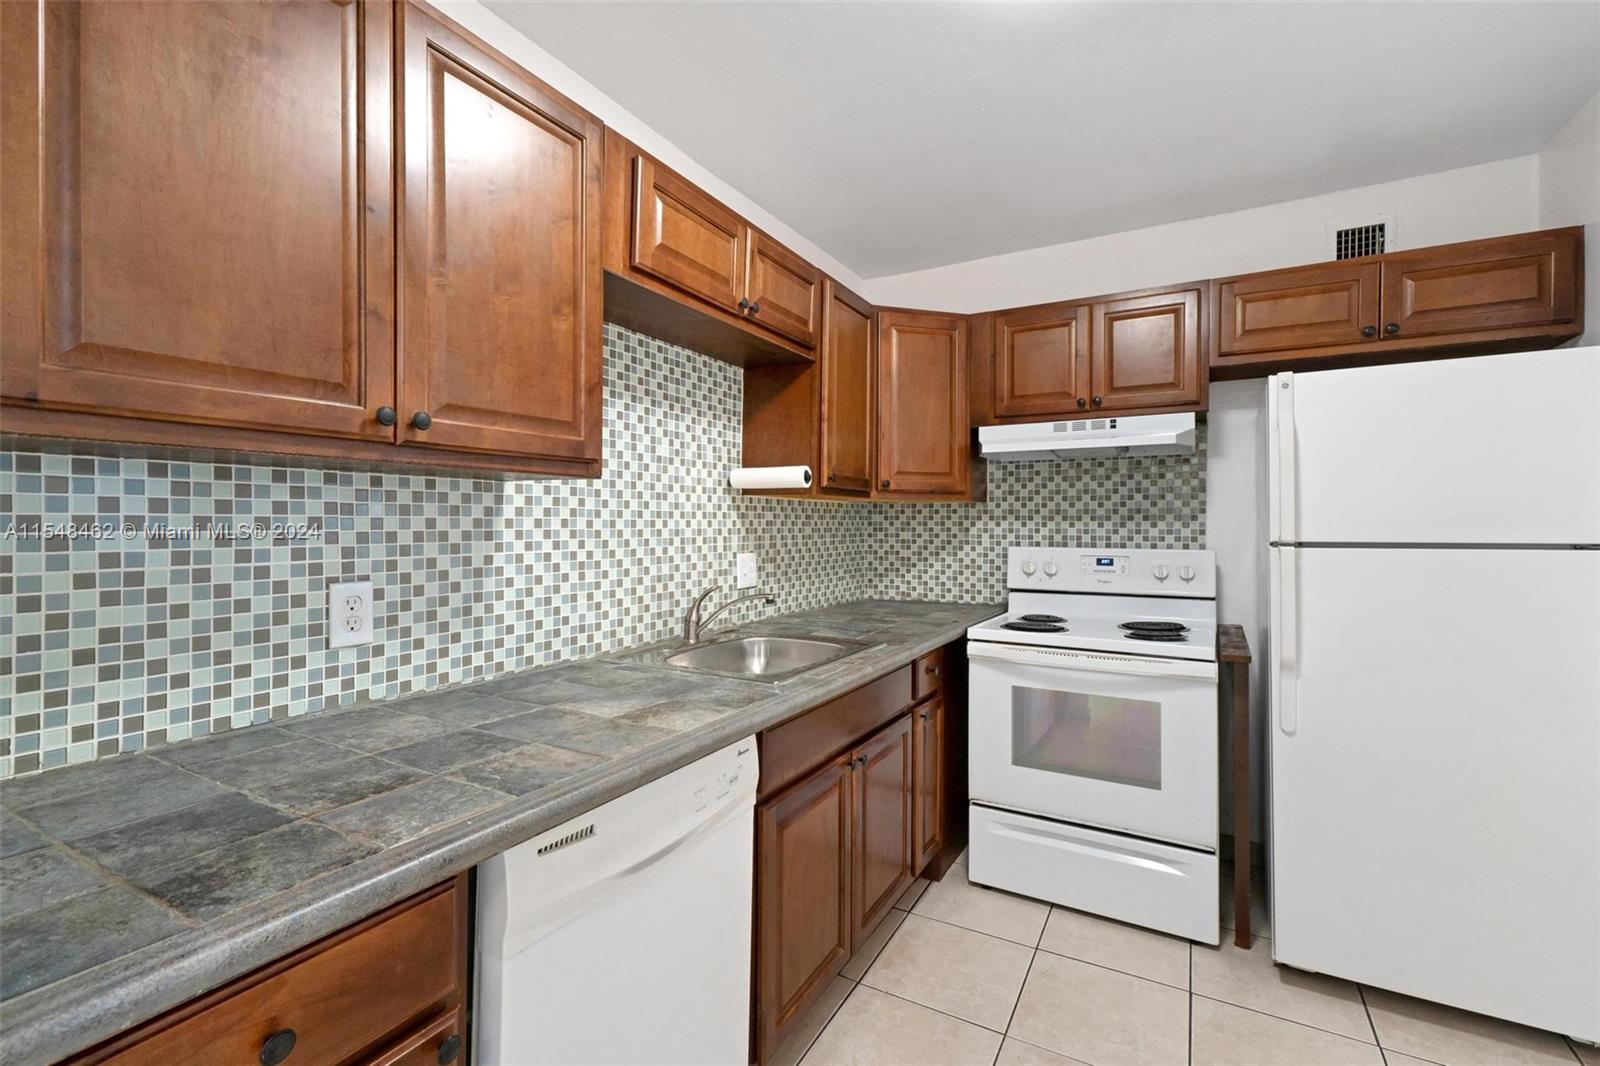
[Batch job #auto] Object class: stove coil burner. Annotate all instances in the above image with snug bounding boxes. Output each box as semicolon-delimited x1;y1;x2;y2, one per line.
1120;620;1190;643
1002;620;1067;633
1019;613;1066;624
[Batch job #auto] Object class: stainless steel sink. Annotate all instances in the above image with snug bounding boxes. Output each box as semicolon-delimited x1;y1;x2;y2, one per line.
662;635;873;682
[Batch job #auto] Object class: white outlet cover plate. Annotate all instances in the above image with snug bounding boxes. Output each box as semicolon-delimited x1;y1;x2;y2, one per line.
329;580;374;649
736;552;759;590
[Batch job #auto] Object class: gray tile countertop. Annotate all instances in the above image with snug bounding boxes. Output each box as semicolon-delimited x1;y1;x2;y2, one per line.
0;599;999;1065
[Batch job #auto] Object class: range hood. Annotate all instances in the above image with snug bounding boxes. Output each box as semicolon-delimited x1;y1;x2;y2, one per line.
979;412;1196;460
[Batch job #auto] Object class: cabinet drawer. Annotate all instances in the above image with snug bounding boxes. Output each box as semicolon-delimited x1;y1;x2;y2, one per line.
364;1007;464;1066
759;666;913;800
913;649;946;701
81;880;464;1066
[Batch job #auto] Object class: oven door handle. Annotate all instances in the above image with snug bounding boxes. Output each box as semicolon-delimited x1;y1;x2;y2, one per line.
967;641;1218;681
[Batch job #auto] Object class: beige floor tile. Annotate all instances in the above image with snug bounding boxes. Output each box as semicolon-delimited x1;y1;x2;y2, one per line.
841;909;905;981
953;847;968;865
801;985;1001;1066
861;913;1032;1031
1192;997;1385;1066
1007;950;1188;1066
769;976;855;1066
994;1037;1089;1065
1038;906;1190;989
1192;935;1372;1041
1382;1053;1445;1066
1571;1039;1600;1066
1364;987;1577;1066
892;877;929;912
912;866;1049;946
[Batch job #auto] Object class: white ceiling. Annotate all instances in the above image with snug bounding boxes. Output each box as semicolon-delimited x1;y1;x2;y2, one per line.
483;1;1600;278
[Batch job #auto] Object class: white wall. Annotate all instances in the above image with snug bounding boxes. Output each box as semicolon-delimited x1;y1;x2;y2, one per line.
1539;90;1600;345
430;0;869;296
865;156;1541;312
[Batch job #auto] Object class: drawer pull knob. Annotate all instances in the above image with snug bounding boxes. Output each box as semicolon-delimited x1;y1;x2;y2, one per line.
437;1033;463;1065
1361;325;1377;337
1385;322;1400;335
375;405;398;426
412;410;433;430
260;1028;297;1066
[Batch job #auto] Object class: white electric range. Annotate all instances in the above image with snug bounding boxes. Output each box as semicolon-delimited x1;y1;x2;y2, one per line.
967;546;1221;943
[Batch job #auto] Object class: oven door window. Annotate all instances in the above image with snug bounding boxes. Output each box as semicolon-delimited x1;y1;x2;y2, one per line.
1011;685;1161;790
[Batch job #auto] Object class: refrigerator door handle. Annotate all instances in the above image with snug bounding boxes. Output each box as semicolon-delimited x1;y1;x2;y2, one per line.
1278;546;1298;733
1276;374;1297;545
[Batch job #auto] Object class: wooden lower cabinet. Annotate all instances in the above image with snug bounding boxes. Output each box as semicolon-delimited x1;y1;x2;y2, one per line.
912;695;946;874
70;877;468;1066
850;716;915;946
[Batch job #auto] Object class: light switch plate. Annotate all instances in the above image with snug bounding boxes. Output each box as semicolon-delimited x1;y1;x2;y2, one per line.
329;580;374;648
735;552;759;590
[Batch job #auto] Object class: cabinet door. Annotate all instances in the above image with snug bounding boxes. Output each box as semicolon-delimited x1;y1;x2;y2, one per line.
0;0;393;441
993;303;1091;418
396;3;602;461
747;232;823;348
851;715;914;946
1090;289;1203;412
1379;230;1580;339
1217;262;1381;355
629;155;747;314
819;282;875;495
876;311;970;496
912;697;945;874
756;754;853;1061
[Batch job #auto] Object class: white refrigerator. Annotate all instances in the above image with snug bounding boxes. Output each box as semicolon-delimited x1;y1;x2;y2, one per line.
1266;346;1600;1042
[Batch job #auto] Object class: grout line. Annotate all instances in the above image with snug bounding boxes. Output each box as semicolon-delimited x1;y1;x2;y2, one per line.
1358;984;1383;1049
1192;992;1380;1046
999;944;1038;1043
1033;941;1192;992
1188;943;1195;1066
900;905;1045;951
1565;1037;1591;1065
861;983;1012;1037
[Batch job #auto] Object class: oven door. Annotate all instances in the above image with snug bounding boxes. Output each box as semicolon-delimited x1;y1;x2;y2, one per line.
968;641;1218;849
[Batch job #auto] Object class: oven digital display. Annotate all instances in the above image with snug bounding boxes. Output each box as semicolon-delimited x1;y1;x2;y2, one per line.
1095;557;1115;567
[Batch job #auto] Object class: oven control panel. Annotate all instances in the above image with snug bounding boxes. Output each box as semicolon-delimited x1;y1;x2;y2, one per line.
1009;547;1216;598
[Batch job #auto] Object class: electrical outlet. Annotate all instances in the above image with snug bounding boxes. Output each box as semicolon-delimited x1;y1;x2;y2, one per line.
735;552;759;590
329;580;374;648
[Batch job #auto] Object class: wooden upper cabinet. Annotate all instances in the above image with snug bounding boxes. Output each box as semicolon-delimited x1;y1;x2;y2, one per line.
993;302;1092;418
1217;261;1381;356
1379;229;1580;339
850;715;914;947
876;310;970;497
0;0;394;441
396;1;602;463
630;155;747;314
746;232;823;348
1091;289;1204;413
819;282;875;495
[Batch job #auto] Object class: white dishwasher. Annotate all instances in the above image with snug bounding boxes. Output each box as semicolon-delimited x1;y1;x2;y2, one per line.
474;736;758;1066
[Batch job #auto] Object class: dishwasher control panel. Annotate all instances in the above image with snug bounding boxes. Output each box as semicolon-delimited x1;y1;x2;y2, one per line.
694;738;758;815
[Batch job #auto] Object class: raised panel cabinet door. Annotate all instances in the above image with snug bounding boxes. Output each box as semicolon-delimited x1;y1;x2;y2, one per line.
0;0;394;440
912;696;945;874
851;714;914;947
993;302;1091;418
756;754;853;1062
1090;289;1203;412
396;2;602;462
629;154;747;313
1217;261;1381;355
746;232;823;348
819;282;875;495
1379;230;1580;339
876;311;969;496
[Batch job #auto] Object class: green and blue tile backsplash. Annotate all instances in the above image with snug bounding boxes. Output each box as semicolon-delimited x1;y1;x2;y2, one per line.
0;324;1204;777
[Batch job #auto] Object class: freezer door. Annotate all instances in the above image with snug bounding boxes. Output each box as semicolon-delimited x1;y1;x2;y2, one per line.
1269;547;1599;1040
1269;346;1600;545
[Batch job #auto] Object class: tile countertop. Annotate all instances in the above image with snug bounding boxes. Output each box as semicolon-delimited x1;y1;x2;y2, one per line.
0;599;999;1065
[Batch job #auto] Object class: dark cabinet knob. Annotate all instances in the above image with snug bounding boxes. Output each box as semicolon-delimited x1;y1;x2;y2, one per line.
749;301;761;314
1091;395;1103;407
437;1033;463;1065
738;297;750;311
1076;397;1087;409
259;1028;297;1066
375;406;398;426
928;666;939;676
879;479;890;490
1385;322;1400;335
411;411;432;430
919;708;931;721
1361;325;1377;337
826;473;837;484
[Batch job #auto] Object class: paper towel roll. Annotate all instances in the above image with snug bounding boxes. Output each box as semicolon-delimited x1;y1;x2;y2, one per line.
729;465;813;491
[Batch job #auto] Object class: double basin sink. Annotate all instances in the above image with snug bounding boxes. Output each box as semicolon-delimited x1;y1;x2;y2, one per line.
655;634;876;682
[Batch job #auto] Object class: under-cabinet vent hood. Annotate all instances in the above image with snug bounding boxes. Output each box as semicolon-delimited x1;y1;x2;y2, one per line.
979;413;1196;461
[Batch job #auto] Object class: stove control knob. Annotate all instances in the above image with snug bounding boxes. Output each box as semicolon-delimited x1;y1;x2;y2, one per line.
1021;560;1037;576
1179;565;1196;582
1152;564;1170;581
1043;561;1058;577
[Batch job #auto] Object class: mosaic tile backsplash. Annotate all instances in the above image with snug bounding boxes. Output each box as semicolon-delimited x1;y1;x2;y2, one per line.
0;325;1205;777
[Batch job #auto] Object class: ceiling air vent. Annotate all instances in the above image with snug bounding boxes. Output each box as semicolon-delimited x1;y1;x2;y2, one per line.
1333;222;1386;260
